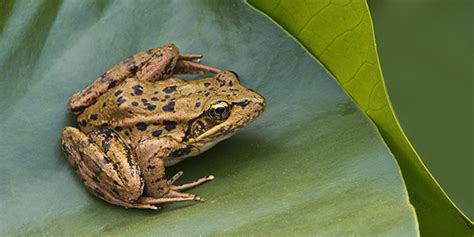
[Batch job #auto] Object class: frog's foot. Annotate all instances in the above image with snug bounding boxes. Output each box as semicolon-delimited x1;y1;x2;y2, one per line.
168;171;215;191
142;171;216;204
138;186;209;205
175;55;221;74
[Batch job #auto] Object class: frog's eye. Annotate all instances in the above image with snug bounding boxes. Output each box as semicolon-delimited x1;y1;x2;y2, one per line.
207;101;231;120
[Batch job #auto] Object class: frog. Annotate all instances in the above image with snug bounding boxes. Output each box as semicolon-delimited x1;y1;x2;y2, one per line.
60;43;265;210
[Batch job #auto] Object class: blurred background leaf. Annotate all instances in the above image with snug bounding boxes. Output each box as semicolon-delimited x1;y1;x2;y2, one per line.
368;0;473;220
247;0;472;236
0;0;417;236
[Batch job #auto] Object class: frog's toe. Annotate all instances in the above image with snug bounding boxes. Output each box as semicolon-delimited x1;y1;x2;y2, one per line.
138;195;201;205
165;190;204;201
170;175;215;191
178;53;202;61
174;60;221;75
167;170;184;185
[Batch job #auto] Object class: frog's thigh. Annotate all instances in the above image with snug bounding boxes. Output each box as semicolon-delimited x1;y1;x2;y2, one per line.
61;127;155;209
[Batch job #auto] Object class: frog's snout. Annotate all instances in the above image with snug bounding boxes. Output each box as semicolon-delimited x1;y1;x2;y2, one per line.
247;88;266;111
255;93;266;113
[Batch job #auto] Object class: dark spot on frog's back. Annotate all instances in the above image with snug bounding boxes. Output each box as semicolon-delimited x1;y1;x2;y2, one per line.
163;85;177;94
147;104;156;111
195;102;201;108
114;90;123;96
204;82;211;87
141;98;151;106
162;101;175;112
117;97;126;106
132;84;143;95
163;121;176;131
90;114;98;120
135;122;148;131
152;130;162;137
131;101;139;106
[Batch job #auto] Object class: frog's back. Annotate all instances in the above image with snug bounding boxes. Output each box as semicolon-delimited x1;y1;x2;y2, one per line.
78;77;187;130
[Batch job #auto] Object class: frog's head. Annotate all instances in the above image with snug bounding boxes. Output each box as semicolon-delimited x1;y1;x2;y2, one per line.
185;71;265;149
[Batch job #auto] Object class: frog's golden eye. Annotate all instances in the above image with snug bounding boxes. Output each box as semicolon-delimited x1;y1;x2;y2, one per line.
207;101;231;120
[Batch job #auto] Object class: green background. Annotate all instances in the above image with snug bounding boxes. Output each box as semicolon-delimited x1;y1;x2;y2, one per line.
368;0;473;218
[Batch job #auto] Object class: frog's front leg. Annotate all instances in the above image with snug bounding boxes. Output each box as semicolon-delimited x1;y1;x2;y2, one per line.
68;46;164;114
137;138;214;204
69;43;184;114
61;127;158;209
68;43;220;114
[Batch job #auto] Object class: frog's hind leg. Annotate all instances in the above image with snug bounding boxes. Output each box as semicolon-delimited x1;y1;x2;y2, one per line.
61;127;157;210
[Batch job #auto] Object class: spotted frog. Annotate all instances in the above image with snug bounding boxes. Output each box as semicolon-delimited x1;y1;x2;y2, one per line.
61;43;265;209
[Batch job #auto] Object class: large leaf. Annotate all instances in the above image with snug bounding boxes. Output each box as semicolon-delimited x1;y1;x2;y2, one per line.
246;0;473;236
0;0;417;236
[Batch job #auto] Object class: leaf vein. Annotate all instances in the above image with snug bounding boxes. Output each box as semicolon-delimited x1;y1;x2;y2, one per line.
317;18;364;58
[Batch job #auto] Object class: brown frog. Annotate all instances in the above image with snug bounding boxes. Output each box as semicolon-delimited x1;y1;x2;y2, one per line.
61;43;265;210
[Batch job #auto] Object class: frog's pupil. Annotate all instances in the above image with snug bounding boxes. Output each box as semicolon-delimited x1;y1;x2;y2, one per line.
215;107;225;114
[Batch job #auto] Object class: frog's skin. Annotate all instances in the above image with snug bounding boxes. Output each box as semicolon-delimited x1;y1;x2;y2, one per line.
61;43;265;210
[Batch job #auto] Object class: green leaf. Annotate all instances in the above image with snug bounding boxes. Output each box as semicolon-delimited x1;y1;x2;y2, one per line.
0;0;417;236
246;0;473;236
